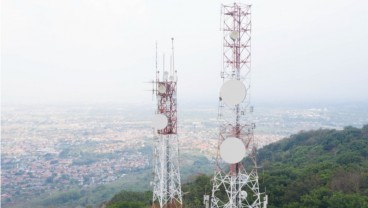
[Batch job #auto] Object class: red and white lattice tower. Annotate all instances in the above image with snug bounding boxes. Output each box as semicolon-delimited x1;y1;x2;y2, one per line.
151;38;183;208
210;3;267;208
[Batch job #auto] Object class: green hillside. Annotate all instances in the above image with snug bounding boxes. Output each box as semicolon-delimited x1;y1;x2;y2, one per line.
105;125;368;208
257;125;368;207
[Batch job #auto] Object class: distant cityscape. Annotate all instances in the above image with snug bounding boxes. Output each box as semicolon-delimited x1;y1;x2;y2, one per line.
2;103;368;207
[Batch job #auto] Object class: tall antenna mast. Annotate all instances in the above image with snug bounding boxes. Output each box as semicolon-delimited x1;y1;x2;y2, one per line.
210;2;267;208
151;38;183;208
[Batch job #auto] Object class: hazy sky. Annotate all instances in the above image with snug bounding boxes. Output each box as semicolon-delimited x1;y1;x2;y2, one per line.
2;0;368;105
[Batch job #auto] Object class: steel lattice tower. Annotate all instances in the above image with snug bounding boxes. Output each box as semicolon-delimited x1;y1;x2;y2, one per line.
151;38;183;208
210;3;267;208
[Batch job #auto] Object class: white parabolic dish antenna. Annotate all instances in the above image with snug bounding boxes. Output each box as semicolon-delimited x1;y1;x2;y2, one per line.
220;137;245;164
230;31;239;41
158;84;166;94
152;114;168;130
240;190;247;199
220;80;246;105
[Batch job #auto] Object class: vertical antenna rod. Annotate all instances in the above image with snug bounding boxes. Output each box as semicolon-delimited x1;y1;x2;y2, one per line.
171;38;175;76
156;41;158;72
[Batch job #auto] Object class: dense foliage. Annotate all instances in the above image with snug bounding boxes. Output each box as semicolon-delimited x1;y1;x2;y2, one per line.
258;125;368;207
104;176;214;208
106;125;368;208
182;174;212;207
106;191;152;208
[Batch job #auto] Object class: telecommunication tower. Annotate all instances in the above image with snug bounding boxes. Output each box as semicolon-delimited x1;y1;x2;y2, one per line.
210;3;268;208
151;38;183;208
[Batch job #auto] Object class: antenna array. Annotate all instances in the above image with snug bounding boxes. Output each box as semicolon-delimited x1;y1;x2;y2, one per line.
210;3;268;208
151;38;183;208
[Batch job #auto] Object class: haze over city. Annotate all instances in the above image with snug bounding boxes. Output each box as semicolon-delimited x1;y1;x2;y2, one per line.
2;1;368;208
2;0;368;105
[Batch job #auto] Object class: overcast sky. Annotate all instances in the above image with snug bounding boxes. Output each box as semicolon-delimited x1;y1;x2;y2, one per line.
2;0;368;106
